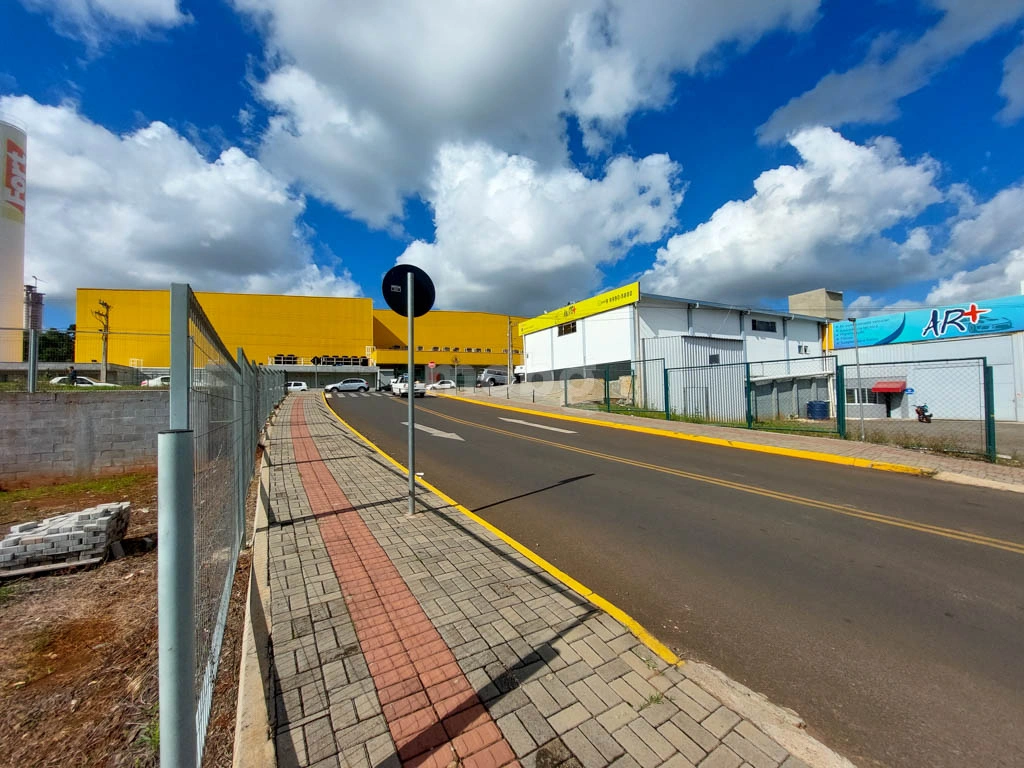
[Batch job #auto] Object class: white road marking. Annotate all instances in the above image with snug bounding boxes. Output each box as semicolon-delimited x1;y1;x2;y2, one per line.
401;422;464;441
325;393;333;399
499;417;576;434
360;392;370;397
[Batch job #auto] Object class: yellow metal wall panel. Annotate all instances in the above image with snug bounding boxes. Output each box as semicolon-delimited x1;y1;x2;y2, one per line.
73;288;523;370
519;282;640;335
372;309;526;367
194;292;373;364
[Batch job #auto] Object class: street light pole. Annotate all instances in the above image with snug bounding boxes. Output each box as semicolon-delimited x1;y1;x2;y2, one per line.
850;317;866;441
407;271;416;517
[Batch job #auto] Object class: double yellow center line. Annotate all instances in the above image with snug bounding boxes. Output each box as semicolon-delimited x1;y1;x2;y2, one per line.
417;404;1024;557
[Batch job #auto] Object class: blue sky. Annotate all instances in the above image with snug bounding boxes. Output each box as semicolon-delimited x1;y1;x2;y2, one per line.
3;0;1024;331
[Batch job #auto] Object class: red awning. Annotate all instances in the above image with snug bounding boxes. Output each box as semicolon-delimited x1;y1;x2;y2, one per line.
871;380;907;393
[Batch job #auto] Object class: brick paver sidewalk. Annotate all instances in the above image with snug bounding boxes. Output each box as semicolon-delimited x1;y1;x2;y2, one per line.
266;393;821;768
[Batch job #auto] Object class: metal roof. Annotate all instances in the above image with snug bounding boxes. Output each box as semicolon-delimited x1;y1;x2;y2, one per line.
639;292;829;323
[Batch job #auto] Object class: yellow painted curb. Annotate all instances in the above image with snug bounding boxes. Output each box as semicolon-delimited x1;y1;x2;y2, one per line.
319;392;682;666
439;394;933;478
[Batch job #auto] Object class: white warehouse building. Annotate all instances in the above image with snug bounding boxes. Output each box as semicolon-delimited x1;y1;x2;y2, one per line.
520;283;831;422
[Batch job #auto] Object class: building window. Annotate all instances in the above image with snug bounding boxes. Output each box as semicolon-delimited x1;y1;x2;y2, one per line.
557;321;577;336
751;319;777;333
502;348;508;354
453;347;460;352
845;388;884;405
443;347;450;352
709;354;720;365
485;348;491;353
417;346;423;351
431;346;439;352
474;348;482;353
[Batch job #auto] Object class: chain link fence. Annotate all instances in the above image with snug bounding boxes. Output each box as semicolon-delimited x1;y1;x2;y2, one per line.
839;357;995;458
0;326;172;391
159;284;284;767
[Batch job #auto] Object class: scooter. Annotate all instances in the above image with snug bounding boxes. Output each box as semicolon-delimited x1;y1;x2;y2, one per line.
914;403;933;423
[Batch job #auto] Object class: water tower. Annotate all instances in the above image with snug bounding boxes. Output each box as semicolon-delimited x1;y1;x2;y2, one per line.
0;119;26;362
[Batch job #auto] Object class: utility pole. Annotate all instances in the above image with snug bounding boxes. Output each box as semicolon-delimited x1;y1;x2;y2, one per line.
507;316;513;381
92;300;111;383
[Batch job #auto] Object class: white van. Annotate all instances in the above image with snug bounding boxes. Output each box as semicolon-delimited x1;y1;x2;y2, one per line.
287;381;309;392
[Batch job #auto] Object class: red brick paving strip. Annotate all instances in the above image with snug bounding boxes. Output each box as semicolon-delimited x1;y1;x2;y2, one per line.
291;402;519;768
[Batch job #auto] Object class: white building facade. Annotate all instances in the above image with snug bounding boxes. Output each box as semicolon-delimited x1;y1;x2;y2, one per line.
829;295;1024;422
522;283;827;379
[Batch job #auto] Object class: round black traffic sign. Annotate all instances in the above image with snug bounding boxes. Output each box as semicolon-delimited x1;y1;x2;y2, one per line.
382;264;435;317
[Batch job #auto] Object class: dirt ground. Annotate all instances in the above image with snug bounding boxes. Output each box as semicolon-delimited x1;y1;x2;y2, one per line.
0;460;259;768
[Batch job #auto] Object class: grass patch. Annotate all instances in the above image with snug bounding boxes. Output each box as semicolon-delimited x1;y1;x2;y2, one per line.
0;473;149;506
0;584;19;605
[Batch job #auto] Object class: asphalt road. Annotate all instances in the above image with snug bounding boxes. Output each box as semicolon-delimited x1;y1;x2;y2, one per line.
324;391;1024;768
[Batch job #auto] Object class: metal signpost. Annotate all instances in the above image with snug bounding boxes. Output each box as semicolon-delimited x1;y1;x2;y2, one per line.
382;265;435;516
850;317;866;441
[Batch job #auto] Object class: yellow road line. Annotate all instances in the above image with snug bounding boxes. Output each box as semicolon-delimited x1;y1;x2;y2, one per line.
319;391;682;666
438;394;931;477
417;404;1024;557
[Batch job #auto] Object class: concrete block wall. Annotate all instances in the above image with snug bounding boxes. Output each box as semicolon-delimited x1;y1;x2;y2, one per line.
0;391;167;489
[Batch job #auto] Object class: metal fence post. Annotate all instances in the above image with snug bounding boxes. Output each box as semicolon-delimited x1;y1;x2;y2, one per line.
836;366;847;439
158;429;197;768
604;365;611;411
984;363;997;462
170;284;190;429
235;349;246;546
563;377;568;406
745;363;753;429
663;367;670;420
27;328;38;393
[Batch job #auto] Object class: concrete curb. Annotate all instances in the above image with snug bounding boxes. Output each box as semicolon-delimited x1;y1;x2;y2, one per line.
683;661;857;768
439;393;996;481
232;448;276;768
932;471;1024;495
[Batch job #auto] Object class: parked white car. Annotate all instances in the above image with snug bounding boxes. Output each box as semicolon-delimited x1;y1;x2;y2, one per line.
427;379;456;390
286;381;309;392
49;375;116;387
142;375;171;387
325;378;369;393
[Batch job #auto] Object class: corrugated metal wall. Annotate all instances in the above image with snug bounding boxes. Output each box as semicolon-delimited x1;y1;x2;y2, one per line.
643;335;744;369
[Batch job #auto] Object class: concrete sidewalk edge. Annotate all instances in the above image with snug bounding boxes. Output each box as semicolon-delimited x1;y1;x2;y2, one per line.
932;470;1024;495
441;394;1024;486
684;661;856;768
232;443;277;768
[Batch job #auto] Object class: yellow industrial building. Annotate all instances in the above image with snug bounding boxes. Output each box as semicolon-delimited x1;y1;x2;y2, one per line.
74;288;524;372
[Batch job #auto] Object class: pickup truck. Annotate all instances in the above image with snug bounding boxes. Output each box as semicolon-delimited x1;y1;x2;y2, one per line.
391;375;426;398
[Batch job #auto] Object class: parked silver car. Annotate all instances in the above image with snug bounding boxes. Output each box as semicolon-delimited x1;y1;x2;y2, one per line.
325;378;369;393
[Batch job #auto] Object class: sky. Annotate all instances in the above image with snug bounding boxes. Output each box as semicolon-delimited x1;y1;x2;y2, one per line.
3;0;1024;331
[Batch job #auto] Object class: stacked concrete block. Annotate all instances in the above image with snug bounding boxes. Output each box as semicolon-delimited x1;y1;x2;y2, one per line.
0;502;131;574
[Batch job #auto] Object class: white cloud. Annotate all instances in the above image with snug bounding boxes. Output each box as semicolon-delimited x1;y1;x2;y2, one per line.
998;34;1024;123
19;0;190;46
759;0;1024;143
235;0;820;223
924;183;1024;302
642;127;943;304
396;142;683;315
0;95;359;305
566;0;819;151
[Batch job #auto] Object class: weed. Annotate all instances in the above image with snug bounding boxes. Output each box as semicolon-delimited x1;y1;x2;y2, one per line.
137;704;159;755
0;584;18;605
638;692;664;711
